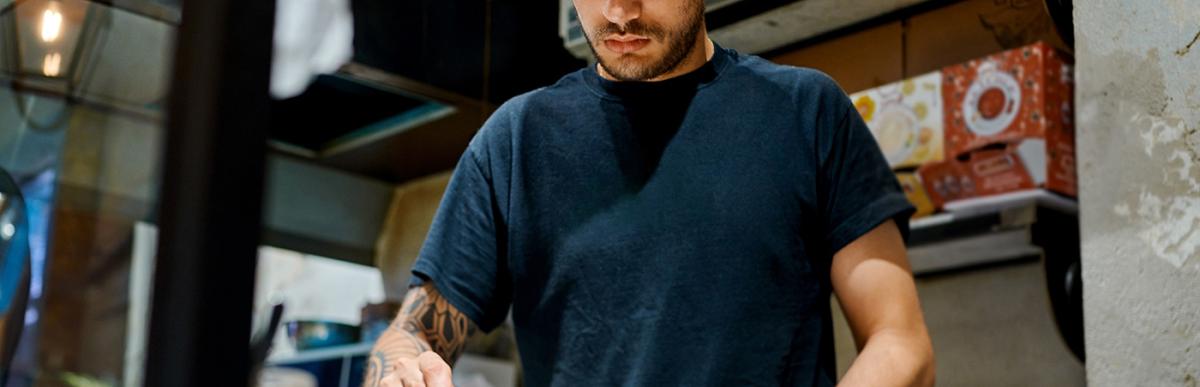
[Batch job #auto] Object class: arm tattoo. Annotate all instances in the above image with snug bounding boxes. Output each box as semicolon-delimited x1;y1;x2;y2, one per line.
364;351;388;387
363;283;476;386
395;282;478;362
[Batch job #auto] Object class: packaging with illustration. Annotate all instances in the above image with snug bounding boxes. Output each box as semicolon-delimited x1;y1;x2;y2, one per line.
941;41;1076;197
851;71;945;169
895;172;935;219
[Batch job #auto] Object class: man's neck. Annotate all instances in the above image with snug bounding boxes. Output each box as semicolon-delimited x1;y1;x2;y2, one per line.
597;36;716;82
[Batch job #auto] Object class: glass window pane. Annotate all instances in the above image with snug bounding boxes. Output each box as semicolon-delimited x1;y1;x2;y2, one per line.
0;1;174;385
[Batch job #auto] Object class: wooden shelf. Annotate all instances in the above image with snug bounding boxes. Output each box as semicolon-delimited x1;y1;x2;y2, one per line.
710;0;939;54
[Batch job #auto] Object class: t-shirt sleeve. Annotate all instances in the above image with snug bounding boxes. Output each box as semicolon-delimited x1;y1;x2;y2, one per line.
408;140;512;332
817;91;916;255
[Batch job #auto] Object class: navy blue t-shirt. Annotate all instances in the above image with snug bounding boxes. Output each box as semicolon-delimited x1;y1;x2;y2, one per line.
410;45;913;386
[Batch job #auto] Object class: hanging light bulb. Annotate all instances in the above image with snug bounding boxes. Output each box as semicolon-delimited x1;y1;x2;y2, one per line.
40;2;63;42
43;52;62;77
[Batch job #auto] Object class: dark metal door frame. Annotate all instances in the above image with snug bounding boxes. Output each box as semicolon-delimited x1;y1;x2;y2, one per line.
144;0;276;386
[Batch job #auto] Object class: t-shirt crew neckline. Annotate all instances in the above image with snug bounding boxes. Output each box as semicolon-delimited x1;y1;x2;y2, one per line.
583;43;734;101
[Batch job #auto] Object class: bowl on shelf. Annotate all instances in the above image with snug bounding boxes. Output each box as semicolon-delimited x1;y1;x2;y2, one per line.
285;320;361;351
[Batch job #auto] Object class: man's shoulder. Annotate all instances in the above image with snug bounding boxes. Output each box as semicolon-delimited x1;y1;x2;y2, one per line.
466;69;591;154
487;69;590;121
726;52;847;100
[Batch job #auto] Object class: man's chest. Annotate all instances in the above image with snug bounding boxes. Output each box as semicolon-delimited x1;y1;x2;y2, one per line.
504;117;824;286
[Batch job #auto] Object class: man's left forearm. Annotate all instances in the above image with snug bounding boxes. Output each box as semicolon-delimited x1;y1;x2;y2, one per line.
838;328;935;387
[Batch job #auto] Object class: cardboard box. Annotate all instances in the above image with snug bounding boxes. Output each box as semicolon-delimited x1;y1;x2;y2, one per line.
896;172;935;219
769;22;904;94
917;137;1073;209
851;71;944;169
769;0;1073;91
904;0;1071;77
942;42;1075;196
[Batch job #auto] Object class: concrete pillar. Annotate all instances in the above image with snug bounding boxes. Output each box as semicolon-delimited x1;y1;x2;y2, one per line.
1075;1;1200;385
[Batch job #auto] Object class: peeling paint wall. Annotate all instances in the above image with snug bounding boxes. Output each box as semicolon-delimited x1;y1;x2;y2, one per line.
1075;1;1200;385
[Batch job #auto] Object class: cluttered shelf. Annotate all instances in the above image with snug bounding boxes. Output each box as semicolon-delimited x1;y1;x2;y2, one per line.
824;38;1082;275
267;342;374;365
910;188;1077;232
906;189;1078;275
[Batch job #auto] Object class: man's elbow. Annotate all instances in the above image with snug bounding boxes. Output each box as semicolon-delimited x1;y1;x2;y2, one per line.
913;335;936;387
884;329;936;387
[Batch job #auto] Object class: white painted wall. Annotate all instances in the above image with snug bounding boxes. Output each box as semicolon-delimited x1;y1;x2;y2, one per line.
1075;1;1200;385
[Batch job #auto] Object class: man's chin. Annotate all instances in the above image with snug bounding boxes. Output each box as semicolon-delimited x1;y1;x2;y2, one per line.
598;56;661;81
600;66;651;82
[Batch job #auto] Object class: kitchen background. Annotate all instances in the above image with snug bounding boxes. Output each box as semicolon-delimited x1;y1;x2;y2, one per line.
0;0;1196;386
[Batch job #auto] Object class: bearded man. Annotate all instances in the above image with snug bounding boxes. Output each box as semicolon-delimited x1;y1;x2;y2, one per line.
366;0;935;385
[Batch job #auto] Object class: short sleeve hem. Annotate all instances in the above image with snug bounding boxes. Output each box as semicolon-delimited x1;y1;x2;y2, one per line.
826;192;915;255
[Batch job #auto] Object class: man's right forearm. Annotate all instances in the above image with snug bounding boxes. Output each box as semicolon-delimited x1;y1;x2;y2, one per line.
363;282;478;387
363;324;433;386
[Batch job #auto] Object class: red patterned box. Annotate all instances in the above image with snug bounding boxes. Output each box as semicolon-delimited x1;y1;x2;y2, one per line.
916;144;1033;209
942;42;1076;197
918;138;1075;209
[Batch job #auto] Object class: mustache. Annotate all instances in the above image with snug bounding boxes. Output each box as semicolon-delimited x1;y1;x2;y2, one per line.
593;19;666;40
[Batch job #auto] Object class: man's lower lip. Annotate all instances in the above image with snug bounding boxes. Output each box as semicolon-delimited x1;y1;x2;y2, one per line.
604;39;650;54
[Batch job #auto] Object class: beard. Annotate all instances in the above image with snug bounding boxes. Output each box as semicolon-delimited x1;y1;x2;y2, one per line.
584;1;705;81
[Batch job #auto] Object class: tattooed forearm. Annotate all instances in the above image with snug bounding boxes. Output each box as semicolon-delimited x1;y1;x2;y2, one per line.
395;282;477;362
363;282;478;386
400;327;433;353
364;351;389;387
